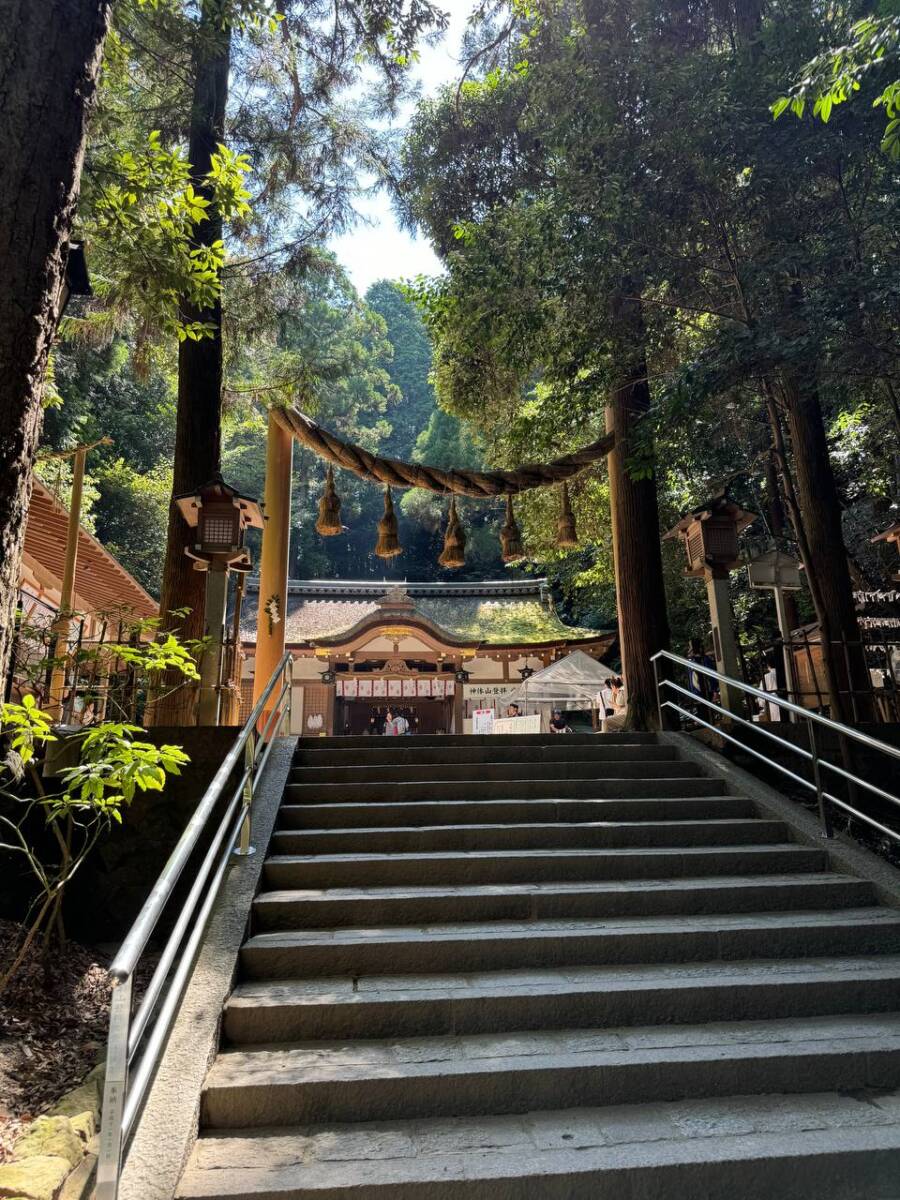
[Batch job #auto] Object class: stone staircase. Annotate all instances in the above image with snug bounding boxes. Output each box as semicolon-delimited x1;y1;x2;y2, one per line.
177;733;900;1199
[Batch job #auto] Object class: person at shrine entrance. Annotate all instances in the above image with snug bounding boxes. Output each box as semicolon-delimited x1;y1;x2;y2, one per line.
384;708;409;736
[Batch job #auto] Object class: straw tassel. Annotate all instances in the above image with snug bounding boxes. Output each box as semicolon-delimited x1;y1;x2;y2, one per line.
374;486;402;558
556;481;578;548
438;496;466;569
500;494;525;562
315;465;343;536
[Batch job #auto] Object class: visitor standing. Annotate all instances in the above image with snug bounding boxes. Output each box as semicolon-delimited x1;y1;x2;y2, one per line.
384;708;409;736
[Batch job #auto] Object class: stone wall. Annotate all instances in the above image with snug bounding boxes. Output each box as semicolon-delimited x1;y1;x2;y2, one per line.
0;727;241;942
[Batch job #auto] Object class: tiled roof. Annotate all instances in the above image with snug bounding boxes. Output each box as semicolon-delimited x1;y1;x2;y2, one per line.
241;582;609;647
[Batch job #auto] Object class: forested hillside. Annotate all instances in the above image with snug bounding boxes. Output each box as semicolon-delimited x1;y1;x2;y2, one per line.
44;271;509;592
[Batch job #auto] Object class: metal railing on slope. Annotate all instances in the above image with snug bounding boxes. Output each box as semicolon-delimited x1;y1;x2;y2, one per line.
95;652;294;1200
651;650;900;844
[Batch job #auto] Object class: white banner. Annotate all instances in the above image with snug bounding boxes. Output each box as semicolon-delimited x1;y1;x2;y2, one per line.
472;707;495;734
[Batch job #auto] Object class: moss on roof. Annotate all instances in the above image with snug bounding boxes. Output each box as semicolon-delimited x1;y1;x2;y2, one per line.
243;589;608;646
414;598;602;644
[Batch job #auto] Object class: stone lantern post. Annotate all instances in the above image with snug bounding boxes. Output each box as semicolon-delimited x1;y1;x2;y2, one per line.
174;475;264;725
664;492;757;713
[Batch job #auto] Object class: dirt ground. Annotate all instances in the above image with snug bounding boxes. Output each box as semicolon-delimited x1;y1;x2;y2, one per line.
0;919;111;1160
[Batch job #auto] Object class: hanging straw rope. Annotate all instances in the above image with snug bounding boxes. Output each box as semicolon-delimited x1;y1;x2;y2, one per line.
275;405;614;498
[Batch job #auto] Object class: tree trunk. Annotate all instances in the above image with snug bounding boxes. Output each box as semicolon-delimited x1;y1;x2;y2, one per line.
605;288;671;730
153;0;230;725
778;369;871;723
0;0;112;684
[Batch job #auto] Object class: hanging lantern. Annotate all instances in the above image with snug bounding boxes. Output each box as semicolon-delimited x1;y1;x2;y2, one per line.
315;465;342;536
556;481;578;549
439;496;466;569
374;486;402;558
500;494;525;562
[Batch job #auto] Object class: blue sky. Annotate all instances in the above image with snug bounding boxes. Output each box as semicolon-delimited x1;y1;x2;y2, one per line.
328;0;473;294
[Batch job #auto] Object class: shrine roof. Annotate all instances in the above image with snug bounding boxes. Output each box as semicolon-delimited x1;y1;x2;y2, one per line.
242;579;610;648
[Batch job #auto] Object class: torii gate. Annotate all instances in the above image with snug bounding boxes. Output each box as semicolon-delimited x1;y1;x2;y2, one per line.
252;397;670;729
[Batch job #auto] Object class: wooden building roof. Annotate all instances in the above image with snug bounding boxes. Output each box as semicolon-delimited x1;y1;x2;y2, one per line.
242;578;613;651
22;478;158;619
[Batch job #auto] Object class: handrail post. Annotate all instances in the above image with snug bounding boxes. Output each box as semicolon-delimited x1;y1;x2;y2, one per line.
234;731;257;857
807;717;833;838
95;976;133;1200
284;654;294;736
652;655;673;731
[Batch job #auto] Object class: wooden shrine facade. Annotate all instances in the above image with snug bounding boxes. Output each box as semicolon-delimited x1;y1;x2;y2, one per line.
240;578;615;735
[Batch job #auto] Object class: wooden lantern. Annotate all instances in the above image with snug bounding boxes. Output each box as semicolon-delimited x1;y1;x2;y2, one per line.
174;475;265;726
663;492;757;715
174;475;265;573
663;492;757;578
872;520;900;582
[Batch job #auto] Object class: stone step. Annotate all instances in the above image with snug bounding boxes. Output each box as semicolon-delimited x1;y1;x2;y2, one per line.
290;760;703;785
239;908;900;980
284;777;728;803
263;843;827;889
179;1092;900;1199
294;742;681;767
201;1012;900;1128
289;760;705;784
224;956;900;1043
270;817;786;857
294;733;659;750
285;775;724;805
251;873;877;932
277;795;755;829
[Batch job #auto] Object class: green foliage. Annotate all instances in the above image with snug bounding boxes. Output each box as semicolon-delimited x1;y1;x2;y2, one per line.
398;0;900;646
0;696;56;769
366;281;436;458
88;131;251;341
53;724;190;820
0;624;196;989
773;15;900;158
106;632;200;681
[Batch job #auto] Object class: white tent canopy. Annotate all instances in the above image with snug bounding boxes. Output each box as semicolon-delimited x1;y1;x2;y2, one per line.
505;649;616;710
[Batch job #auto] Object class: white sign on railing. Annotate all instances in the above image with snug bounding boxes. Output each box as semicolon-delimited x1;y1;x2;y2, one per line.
472;707;495;734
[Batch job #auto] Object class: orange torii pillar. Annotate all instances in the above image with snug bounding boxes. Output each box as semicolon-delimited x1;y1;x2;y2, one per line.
252;410;293;731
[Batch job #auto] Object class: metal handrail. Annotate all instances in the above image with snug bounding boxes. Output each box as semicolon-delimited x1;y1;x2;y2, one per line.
652;649;900;844
95;652;294;1200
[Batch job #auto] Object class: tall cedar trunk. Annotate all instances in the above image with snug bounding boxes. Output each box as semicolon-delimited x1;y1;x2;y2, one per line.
779;369;871;722
0;0;112;684
605;288;671;730
153;1;230;724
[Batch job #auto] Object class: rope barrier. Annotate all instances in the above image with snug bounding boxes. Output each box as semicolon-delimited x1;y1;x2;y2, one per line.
275;406;615;498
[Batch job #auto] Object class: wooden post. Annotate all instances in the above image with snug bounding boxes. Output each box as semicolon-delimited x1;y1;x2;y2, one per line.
453;673;464;734
47;447;86;721
252;411;293;725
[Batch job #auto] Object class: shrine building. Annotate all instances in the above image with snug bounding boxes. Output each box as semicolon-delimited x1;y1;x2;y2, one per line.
240;578;615;735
